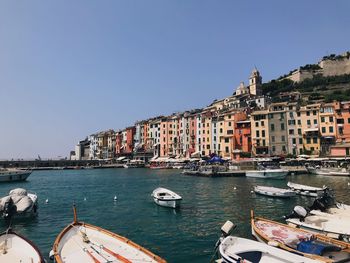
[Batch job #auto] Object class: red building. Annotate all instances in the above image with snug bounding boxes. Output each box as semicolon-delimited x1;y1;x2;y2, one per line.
115;131;123;155
334;101;350;143
125;126;136;154
233;120;251;159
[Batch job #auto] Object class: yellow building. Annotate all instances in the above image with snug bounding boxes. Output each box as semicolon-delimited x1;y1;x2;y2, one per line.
300;104;321;155
251;110;269;156
319;103;336;155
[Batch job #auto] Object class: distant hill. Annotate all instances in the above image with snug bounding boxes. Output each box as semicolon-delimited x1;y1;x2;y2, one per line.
262;51;350;103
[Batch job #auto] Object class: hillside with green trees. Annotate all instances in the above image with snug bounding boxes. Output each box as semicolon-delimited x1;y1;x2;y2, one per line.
262;74;350;103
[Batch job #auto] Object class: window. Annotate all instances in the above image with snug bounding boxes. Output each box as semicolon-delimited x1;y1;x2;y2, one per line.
262;139;266;146
272;136;275;142
227;130;233;135
289;129;294;135
207;145;210;149
299;138;303;144
281;135;285;142
307;111;310;116
281;123;285;130
272;146;276;152
298;128;302;135
321;117;325;123
225;146;229;153
297;112;301;117
282;146;286;152
262;130;265;137
306;138;311;144
220;128;223;133
329;117;334;122
261;121;265;126
348;118;350;124
307;120;311;125
329;126;334;133
224;138;229;143
271;124;275;131
255;122;259;127
228;122;232;127
322;127;326;133
289;112;293;118
256;131;260;137
292;138;296;144
313;110;317;116
280;113;284;119
313;137;317;143
310;147;314;151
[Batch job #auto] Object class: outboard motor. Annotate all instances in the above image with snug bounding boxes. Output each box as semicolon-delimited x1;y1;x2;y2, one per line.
310;188;335;212
2;197;17;225
211;221;236;263
284;205;308;221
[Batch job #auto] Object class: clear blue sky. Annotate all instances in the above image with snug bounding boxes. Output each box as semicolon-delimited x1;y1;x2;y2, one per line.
1;1;349;159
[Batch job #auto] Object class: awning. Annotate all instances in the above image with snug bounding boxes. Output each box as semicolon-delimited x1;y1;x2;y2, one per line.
190;151;201;158
304;128;319;132
117;156;126;161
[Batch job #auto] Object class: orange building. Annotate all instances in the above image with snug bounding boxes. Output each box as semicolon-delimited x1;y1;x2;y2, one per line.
234;120;251;159
125;126;135;154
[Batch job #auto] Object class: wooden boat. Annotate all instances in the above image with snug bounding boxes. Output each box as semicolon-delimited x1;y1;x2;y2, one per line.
254;186;296;198
0;228;45;262
214;221;319;263
251;211;350;262
151;187;182;208
0;169;32;182
51;206;166;263
287;182;326;197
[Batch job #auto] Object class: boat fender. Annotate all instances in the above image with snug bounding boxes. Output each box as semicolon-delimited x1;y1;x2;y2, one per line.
221;220;236;237
268;240;279;247
49;250;55;260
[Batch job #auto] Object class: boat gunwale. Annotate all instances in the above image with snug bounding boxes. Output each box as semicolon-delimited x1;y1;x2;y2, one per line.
52;221;167;263
0;229;45;263
251;210;350;263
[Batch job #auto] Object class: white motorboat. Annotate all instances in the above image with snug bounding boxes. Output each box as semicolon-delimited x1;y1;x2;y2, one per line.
287;182;326;197
0;169;32;182
285;206;350;242
214;221;319;263
306;165;350;177
0;228;45;262
246;165;288;179
251;211;350;263
254;186;296;198
0;188;38;219
151;187;182;208
50;206;166;263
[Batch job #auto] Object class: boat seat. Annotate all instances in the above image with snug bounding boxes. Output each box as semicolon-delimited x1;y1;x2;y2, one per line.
236;251;262;263
297;240;341;256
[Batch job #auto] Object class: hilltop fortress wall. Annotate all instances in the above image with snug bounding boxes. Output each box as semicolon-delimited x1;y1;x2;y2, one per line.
284;52;350;82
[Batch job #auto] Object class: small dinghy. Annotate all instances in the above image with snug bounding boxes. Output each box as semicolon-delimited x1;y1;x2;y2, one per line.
151;187;182;208
50;205;166;263
251;210;350;262
287;182;326;197
0;228;45;263
213;221;319;263
254;186;296;198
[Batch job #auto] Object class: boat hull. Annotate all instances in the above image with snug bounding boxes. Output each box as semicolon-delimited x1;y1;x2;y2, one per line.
254;186;296;198
0;171;31;182
153;197;181;208
246;169;288;179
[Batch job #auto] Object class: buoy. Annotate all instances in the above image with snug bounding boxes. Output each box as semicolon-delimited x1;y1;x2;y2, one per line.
114;195;117;201
84;197;87;201
45;199;49;204
233;187;237;190
250;190;254;193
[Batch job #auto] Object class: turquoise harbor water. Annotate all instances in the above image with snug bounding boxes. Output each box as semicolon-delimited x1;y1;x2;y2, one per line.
0;168;350;262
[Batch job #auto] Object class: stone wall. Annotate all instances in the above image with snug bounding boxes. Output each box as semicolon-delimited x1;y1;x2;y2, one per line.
320;57;350;77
